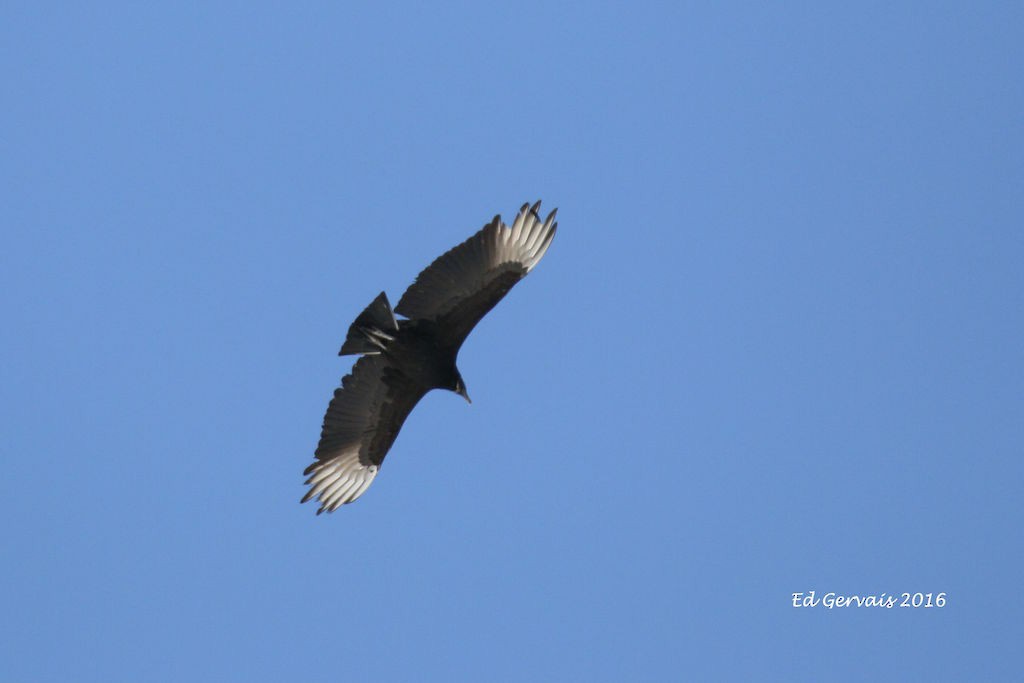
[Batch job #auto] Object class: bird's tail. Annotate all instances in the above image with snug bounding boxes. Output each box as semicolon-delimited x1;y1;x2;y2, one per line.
339;291;400;356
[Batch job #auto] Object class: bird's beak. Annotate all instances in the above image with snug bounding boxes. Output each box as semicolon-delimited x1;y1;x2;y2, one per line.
458;386;472;405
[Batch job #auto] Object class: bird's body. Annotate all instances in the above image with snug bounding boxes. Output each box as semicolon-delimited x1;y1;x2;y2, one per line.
302;201;557;513
383;320;460;392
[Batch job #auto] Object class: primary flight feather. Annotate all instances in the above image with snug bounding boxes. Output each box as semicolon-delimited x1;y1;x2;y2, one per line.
303;201;558;513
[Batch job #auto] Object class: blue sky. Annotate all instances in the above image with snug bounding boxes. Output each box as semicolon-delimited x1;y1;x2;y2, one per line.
2;2;1021;680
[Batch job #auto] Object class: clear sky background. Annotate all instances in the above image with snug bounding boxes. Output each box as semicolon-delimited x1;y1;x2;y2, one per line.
2;3;1021;681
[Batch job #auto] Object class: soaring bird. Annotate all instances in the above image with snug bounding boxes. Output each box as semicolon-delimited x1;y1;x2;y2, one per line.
302;201;558;513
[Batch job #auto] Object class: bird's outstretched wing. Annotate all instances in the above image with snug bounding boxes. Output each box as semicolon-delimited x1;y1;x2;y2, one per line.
302;355;428;513
395;201;557;346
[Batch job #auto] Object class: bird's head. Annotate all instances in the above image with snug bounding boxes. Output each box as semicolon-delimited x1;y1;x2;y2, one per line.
452;372;472;405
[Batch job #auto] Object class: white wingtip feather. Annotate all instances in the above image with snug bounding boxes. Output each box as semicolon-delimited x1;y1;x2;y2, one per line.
529;224;557;271
304;454;379;512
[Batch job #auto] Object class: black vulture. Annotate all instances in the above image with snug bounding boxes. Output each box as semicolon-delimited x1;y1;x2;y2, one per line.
302;201;558;513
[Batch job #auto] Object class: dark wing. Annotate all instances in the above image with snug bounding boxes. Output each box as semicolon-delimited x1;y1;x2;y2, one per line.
395;201;557;347
302;354;428;513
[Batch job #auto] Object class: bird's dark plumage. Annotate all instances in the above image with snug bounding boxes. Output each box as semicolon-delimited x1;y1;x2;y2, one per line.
303;201;557;513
